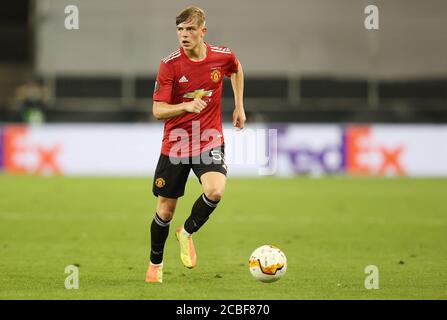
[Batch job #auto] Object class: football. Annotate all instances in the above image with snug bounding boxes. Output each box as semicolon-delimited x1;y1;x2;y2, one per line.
248;245;287;282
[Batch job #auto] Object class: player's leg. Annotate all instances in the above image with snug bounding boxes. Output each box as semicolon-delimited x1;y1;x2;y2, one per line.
146;154;190;282
146;196;177;283
175;172;226;268
184;171;226;233
201;171;226;201
151;196;177;264
176;145;227;268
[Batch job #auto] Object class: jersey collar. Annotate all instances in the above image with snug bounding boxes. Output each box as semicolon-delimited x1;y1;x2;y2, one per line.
180;42;211;64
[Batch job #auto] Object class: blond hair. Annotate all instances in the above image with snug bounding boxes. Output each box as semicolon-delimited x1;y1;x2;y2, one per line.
176;6;206;27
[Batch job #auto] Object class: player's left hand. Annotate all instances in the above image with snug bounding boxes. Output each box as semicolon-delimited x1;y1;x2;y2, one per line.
233;107;246;130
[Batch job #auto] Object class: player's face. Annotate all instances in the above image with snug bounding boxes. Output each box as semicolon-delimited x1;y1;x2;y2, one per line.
176;19;206;51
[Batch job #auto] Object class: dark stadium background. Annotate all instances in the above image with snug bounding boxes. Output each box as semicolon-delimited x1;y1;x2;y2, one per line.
1;0;446;124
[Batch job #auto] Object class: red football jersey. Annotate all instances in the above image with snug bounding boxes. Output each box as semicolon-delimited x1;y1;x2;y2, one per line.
153;43;238;157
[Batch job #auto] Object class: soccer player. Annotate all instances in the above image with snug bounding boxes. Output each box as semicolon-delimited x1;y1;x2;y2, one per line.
145;6;246;283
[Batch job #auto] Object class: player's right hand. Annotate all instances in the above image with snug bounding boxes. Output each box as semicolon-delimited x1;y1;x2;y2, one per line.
183;98;207;113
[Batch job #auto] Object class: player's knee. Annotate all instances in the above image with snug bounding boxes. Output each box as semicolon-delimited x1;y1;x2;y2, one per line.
205;188;224;202
157;207;174;221
156;199;176;221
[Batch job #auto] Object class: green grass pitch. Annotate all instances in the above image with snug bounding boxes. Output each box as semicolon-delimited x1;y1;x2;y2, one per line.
0;175;446;299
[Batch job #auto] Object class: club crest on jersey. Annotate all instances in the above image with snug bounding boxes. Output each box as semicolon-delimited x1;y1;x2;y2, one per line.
210;69;221;83
155;177;165;188
183;89;213;99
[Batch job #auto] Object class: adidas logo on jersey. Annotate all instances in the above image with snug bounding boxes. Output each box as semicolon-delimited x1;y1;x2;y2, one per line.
179;76;189;83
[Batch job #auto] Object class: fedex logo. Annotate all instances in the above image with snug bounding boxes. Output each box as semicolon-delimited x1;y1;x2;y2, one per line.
0;128;4;171
276;125;406;176
3;126;62;175
277;142;344;174
345;126;405;176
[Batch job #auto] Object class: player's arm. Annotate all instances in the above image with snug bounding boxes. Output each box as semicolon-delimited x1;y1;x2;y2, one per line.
230;61;246;129
152;59;207;120
152;99;207;120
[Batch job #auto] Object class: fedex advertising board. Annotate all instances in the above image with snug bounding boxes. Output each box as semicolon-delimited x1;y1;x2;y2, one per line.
0;127;4;171
273;125;447;176
0;124;446;177
1;124;162;176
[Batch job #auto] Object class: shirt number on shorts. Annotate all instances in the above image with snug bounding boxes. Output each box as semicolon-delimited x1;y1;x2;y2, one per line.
211;150;227;171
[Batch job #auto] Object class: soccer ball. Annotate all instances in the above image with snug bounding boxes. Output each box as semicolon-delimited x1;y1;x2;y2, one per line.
248;245;287;282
